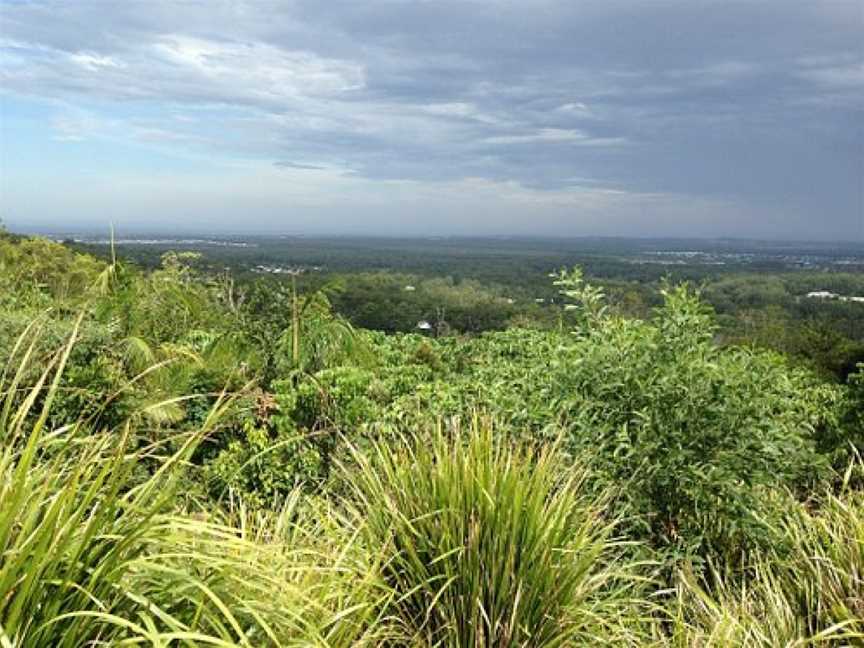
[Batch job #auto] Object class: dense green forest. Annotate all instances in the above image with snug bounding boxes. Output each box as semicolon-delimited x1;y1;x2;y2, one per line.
72;235;864;381
2;231;863;646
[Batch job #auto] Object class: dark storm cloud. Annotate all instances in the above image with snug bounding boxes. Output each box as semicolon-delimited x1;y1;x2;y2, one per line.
0;0;861;238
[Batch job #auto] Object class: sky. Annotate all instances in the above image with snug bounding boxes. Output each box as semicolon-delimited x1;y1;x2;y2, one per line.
1;0;862;240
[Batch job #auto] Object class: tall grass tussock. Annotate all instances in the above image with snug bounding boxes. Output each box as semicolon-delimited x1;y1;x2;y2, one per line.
0;321;385;646
669;473;864;646
342;419;652;647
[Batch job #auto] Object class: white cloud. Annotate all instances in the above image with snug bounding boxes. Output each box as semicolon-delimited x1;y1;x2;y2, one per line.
797;60;864;88
151;35;366;98
484;128;625;146
2;34;365;107
420;102;477;117
68;52;124;71
557;102;590;113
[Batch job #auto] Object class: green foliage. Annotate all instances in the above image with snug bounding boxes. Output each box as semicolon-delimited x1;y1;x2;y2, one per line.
670;472;864;645
327;271;522;333
1;319;201;645
3;236;864;646
0;235;105;307
556;282;836;560
343;418;649;647
205;417;325;506
275;300;374;376
849;364;864;432
277;367;380;432
0;318;390;647
268;277;842;563
778;478;864;639
551;265;607;323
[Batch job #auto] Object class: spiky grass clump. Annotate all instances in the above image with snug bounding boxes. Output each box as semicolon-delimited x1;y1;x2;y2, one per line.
669;473;864;646
0;318;256;646
779;471;864;641
343;418;649;647
0;318;164;645
126;496;397;647
668;563;819;647
0;319;387;647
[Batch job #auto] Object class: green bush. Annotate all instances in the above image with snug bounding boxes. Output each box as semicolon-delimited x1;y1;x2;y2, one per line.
205;417;325;505
555;278;837;560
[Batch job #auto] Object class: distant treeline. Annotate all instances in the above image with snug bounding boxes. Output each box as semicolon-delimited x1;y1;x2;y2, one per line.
66;235;864;381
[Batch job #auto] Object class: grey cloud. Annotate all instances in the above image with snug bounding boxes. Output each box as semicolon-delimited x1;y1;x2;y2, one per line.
0;0;861;239
273;160;329;170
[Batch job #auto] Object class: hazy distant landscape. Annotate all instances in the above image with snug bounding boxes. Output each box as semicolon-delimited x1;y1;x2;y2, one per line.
39;232;864;270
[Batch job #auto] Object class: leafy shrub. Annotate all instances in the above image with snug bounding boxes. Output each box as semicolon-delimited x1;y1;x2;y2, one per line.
205;418;325;505
276;366;380;432
556;278;837;560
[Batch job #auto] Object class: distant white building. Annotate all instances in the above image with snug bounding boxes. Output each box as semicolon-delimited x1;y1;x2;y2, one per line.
804;291;864;303
417;320;432;331
404;285;416;292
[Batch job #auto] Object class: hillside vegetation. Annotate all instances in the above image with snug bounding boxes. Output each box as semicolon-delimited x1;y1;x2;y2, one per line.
1;232;862;646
